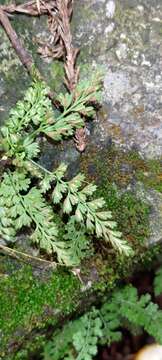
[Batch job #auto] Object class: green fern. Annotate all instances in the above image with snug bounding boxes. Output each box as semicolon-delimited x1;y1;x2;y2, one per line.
0;170;31;241
107;285;162;344
43;309;102;360
40;163;132;256
0;82;50;160
73;310;103;360
43;318;82;360
57;217;92;266
43;283;162;360
0;170;58;253
1;75;102;160
0;77;132;264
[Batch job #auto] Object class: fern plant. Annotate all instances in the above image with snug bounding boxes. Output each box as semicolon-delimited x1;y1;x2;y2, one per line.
43;309;103;360
0;77;132;266
43;277;162;360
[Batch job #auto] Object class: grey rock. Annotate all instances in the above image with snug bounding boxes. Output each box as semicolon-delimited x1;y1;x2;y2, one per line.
73;0;162;159
134;183;162;246
106;0;116;18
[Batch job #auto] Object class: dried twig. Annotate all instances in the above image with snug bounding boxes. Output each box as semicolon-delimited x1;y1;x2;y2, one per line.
1;0;56;16
0;6;60;108
0;243;57;268
0;7;33;73
56;0;79;92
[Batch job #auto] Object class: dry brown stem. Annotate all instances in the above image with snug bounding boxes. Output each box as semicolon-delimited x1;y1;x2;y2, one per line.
0;5;60;107
0;7;33;72
52;0;87;151
1;0;56;16
56;0;79;92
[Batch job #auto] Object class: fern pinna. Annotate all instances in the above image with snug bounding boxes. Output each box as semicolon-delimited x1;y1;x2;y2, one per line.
0;78;132;266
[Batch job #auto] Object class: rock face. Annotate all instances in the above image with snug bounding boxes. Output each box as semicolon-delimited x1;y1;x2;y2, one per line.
73;0;162;159
73;0;162;247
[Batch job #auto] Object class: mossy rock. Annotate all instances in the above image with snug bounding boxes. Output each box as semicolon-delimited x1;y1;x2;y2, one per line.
0;1;162;358
1;143;162;359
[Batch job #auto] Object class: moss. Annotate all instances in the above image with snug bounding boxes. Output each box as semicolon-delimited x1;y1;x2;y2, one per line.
6;334;46;360
91;242;162;296
80;145;151;248
136;158;162;193
0;264;80;359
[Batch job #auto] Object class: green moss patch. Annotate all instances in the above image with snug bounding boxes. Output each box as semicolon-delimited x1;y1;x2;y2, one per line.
0;264;80;359
80;146;151;248
136;158;162;193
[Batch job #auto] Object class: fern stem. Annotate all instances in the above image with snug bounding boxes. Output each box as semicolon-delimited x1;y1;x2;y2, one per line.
29;159;53;176
76;313;92;360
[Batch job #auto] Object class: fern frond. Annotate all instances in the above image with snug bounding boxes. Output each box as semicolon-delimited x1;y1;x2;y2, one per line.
0;82;52;160
56;218;92;266
43;280;162;360
0;171;31;241
106;285;162;344
0;74;132;263
2;82;51;135
43;319;82;360
38;162;132;256
48;164;132;256
99;303;122;345
22;187;58;253
73;310;102;360
43;309;102;360
0;171;58;254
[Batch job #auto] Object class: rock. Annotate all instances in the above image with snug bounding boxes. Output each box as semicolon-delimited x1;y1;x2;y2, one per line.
73;0;162;159
106;0;116;18
116;43;128;60
129;182;162;246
